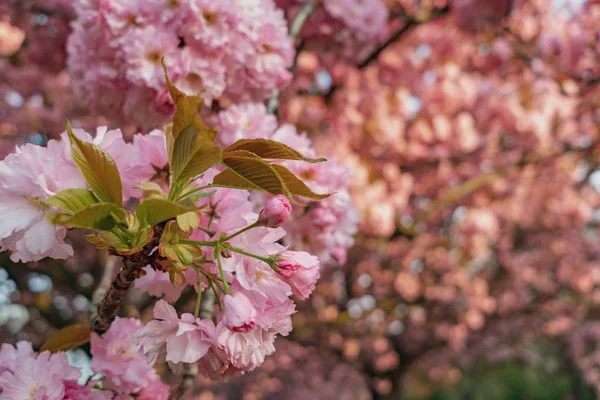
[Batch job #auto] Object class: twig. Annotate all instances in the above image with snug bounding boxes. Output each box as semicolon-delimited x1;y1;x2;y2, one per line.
91;224;167;335
267;1;316;114
90;254;118;315
324;6;450;99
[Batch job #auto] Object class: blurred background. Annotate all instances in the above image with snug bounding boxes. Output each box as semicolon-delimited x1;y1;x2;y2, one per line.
1;0;599;399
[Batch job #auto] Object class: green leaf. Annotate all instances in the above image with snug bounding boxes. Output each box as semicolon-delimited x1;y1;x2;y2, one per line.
136;198;197;227
53;203;126;230
66;122;123;205
271;165;331;200
171;125;222;187
40;324;91;353
216;151;287;195
224;139;326;163
43;189;98;213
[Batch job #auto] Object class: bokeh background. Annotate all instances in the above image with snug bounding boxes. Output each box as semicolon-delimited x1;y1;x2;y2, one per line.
1;0;599;399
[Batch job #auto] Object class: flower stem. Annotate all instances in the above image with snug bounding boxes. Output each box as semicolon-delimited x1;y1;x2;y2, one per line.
194;273;202;318
220;222;260;242
175;184;215;202
178;239;217;247
227;245;276;268
214;247;231;294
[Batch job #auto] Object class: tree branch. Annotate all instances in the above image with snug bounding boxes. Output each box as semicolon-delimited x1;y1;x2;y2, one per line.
90;223;167;335
267;1;316;114
323;6;449;99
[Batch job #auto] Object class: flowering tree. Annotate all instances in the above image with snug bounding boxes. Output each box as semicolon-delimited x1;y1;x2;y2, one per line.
1;0;600;399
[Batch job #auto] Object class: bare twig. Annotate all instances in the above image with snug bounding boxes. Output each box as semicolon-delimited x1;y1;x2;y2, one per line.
267;1;316;114
323;6;449;99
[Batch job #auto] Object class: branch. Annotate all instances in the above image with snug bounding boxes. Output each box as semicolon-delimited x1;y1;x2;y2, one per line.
90;254;118;312
90;223;167;335
324;6;450;99
267;1;316;114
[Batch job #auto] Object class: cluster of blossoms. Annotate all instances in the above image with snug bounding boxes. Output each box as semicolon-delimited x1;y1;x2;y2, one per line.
67;0;294;128
0;126;161;262
0;321;170;399
0;341;109;399
210;102;359;265
0;72;327;381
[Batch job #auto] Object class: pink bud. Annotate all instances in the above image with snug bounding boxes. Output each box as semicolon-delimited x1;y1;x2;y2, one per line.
259;195;292;227
222;292;257;332
275;251;320;300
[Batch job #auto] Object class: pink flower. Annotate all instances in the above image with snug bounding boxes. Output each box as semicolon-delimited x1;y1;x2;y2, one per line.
259;195;292;227
216;323;276;371
276;251;321;300
196;346;234;379
132;130;169;171
135;300;214;365
135;267;186;302
0;341;35;375
64;381;113;400
91;318;162;394
67;0;294;127
222;292;257;332
0;351;81;400
213;102;278;147
0;141;79;262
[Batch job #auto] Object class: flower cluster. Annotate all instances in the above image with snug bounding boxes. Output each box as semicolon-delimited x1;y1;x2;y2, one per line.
67;0;294;128
0;126;162;262
90;318;169;398
0;103;325;378
134;171;321;375
211;102;359;265
0;342;109;400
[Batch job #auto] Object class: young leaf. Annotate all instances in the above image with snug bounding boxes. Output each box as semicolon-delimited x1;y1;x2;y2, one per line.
136;198;197;227
66;122;123;205
211;169;263;191
271;165;332;200
217;151;287;195
161;58;216;140
53;203;126;230
170;125;222;187
40;324;91;353
43;189;98;213
224;139;326;163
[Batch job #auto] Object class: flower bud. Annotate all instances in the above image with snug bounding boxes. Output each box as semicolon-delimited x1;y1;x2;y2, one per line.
222;292;257;332
275;251;320;300
258;195;292;227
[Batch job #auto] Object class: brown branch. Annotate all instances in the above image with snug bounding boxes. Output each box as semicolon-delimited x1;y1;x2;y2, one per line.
91;223;167;335
323;6;450;100
90;258;143;334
